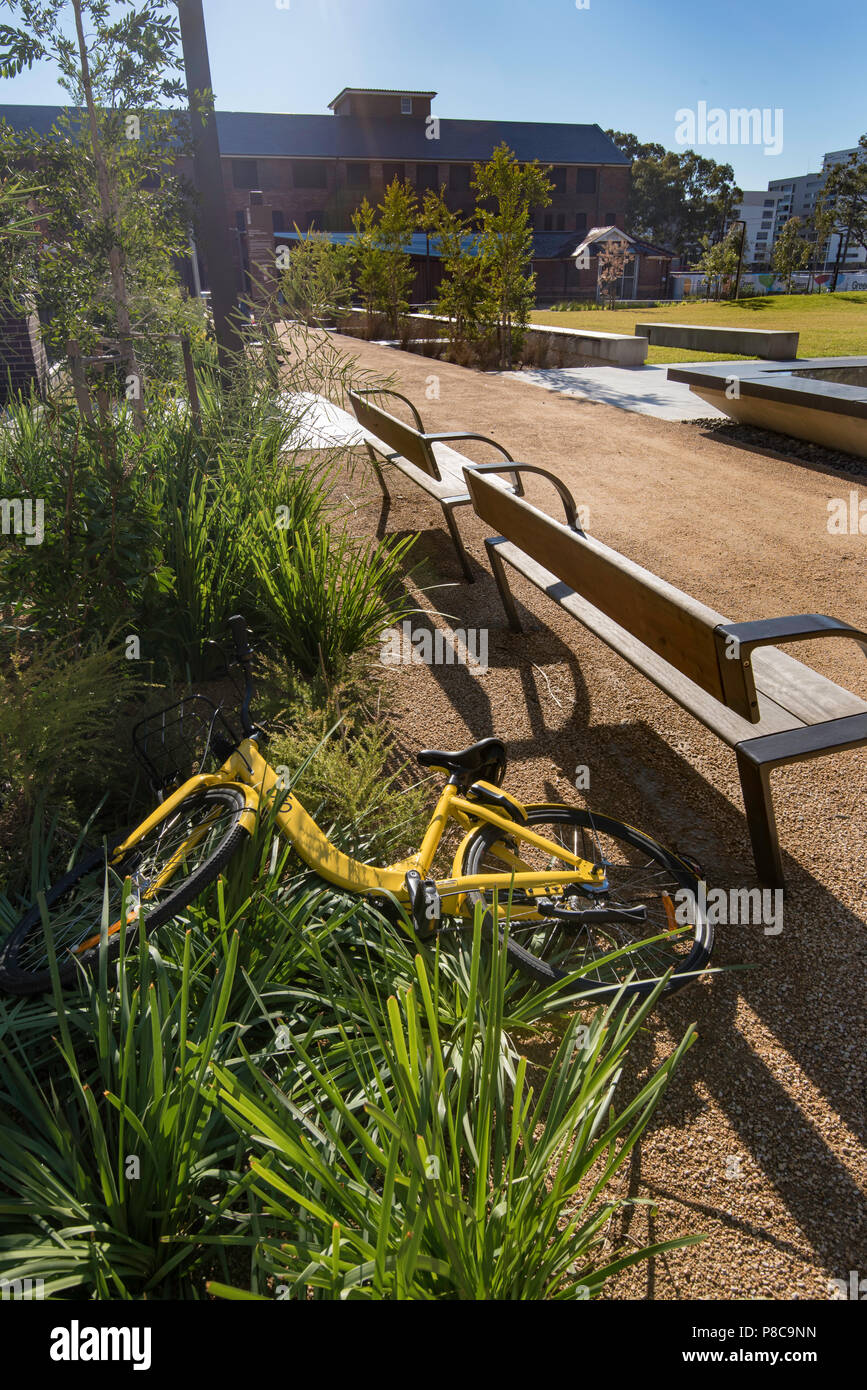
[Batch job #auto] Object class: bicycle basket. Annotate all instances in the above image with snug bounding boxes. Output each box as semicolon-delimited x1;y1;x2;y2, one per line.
132;696;242;795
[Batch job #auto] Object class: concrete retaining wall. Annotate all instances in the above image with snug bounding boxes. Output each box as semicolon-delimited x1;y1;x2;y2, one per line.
336;307;648;367
636;321;799;360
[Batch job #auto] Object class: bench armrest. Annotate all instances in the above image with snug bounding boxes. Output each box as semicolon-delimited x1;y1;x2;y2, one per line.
713;614;867;723
423;433;523;495
463;461;585;533
350;386;425;432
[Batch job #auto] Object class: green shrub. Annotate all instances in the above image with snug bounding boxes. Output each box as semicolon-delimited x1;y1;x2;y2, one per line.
206;918;702;1300
266;720;432;864
252;520;415;679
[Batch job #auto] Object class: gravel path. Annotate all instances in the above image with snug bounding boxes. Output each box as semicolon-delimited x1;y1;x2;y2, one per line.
314;331;866;1301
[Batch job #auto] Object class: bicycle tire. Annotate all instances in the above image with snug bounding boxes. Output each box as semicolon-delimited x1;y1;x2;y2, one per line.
0;786;250;996
458;804;712;1003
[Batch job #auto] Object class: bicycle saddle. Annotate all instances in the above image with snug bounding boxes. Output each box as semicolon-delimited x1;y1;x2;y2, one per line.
416;737;507;785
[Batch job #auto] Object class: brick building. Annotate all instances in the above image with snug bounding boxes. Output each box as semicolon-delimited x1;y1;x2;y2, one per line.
0;88;637;306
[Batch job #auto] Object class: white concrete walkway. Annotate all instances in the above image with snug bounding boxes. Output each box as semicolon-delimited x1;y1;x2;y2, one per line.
498;363;728;421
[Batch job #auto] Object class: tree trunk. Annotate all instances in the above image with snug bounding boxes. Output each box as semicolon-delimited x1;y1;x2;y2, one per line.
70;0;142;427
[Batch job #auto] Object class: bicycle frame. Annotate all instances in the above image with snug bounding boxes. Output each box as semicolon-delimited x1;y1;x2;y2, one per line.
111;738;605;915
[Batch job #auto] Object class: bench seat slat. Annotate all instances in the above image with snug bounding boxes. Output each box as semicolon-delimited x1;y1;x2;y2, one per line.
749;646;867;726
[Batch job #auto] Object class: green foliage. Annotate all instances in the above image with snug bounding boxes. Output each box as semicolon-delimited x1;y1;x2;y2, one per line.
251;520;416;680
207;920;702;1300
772;217;811;291
695;224;747;300
0;396;172;640
350;179;418;335
472;143;552;368
0;633;130;810
266;719;431;864
819;135;867;275
0;1;193;377
422;191;496;358
278;231;353;326
605;130;742;261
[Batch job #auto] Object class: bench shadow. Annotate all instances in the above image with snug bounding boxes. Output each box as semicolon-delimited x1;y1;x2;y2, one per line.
402;590;867;1278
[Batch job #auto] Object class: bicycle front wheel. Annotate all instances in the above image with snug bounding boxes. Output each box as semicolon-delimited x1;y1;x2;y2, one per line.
458;804;712;1003
0;786;250;995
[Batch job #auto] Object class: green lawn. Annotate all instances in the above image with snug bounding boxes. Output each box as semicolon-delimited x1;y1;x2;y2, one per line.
530;292;867;362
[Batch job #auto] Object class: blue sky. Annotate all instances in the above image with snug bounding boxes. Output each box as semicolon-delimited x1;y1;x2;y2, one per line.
4;0;866;190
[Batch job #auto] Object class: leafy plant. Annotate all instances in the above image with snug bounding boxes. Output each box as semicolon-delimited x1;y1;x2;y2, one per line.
206;918;702;1300
251;519;415;679
472;144;553;368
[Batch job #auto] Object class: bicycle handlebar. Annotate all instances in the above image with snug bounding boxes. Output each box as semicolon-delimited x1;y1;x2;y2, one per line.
228;614;257;737
228;613;253;663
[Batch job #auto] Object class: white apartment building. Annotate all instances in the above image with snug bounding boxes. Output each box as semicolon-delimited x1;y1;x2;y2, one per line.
730;189;781;267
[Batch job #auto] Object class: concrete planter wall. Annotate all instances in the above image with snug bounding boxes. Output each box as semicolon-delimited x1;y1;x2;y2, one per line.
334;307;648;368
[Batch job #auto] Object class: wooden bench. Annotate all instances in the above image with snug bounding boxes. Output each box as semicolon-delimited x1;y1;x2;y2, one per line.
348;387;521;582
634;321;799;360
464;463;867;888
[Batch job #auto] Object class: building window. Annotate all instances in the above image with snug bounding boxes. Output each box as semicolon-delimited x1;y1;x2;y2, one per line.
232;159;258;189
604;211;617;225
576;168;596;194
235;210;246;232
346;163;370;188
292;160;327;188
764;198;775;206
401;96;413;115
416;163;438;191
555;213;565;231
449;164;472;193
551;166;567;194
576;212;587;232
307;210;324;229
383;162;406;185
272;209;285;232
543;214;553;231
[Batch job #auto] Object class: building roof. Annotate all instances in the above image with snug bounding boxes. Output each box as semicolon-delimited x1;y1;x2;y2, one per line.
0;104;631;166
328;87;438;109
573;225;674;259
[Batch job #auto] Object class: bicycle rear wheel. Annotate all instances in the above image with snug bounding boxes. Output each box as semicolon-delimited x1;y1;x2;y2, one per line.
458;804;712;1003
0;786;249;995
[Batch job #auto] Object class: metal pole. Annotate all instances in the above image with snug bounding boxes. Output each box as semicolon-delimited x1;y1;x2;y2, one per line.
732;218;747;300
176;0;243;380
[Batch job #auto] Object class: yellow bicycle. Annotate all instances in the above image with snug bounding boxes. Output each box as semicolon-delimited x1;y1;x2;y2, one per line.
0;617;713;1000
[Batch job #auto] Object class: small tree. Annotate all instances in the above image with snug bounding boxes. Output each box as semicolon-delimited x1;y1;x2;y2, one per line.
377;178;417;335
595;237;632;307
0;0;189;395
279;230;353;327
349;197;385;333
817;136;867;290
472;144;553;369
350;180;417;336
696;224;745;299
422;189;495;357
772;216;810;291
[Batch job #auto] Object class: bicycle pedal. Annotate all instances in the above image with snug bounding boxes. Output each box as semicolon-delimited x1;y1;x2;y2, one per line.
404;870;441;933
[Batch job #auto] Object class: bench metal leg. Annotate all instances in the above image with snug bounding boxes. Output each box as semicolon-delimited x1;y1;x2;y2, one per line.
485;538;522;631
735;750;784;889
364;442;391;501
442;501;475;583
